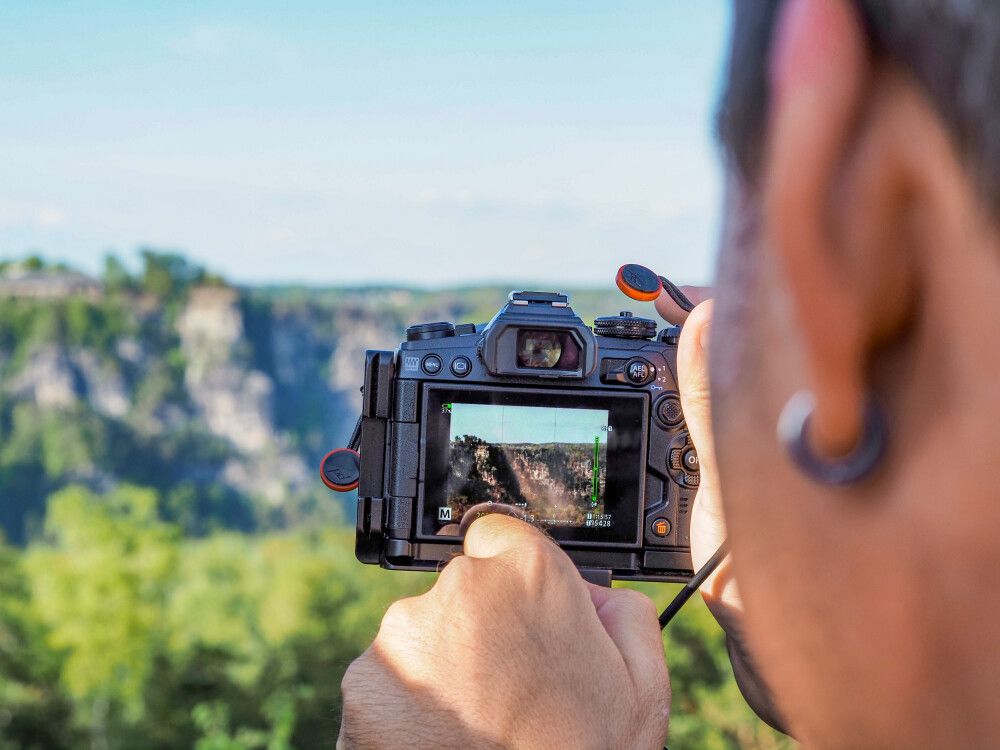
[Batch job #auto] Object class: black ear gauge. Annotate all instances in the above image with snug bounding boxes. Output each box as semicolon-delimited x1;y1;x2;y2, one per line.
778;391;887;485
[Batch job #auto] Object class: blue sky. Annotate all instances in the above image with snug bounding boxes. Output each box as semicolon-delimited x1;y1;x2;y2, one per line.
449;403;609;446
0;1;731;286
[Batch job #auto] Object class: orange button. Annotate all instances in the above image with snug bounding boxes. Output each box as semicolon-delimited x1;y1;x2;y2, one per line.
652;518;671;537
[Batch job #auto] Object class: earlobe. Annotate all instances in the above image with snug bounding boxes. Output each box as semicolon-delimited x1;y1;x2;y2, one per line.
778;390;888;486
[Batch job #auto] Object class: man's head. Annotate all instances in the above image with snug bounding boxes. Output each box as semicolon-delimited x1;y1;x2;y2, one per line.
709;0;1000;745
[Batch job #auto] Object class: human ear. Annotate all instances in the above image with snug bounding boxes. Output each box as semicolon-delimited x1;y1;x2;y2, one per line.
762;0;919;457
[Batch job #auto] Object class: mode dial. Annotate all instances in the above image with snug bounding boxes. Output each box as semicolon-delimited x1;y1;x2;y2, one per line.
593;311;657;340
406;322;455;341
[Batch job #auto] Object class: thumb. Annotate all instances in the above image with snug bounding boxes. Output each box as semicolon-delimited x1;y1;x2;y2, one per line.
677;300;730;579
586;583;668;693
462;512;558;560
676;300;717;494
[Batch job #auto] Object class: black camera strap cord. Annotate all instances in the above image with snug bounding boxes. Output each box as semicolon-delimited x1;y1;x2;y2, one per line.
658;539;730;628
347;414;363;451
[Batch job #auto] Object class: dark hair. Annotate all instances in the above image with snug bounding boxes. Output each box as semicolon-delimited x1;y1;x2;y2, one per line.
718;0;1000;211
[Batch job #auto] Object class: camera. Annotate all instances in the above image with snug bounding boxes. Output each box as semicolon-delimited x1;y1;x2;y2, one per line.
326;290;698;583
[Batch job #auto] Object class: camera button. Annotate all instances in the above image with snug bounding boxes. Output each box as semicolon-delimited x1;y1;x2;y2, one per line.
682;449;699;473
625;357;655;386
450;356;472;377
421;354;443;375
656;395;684;427
651;517;672;538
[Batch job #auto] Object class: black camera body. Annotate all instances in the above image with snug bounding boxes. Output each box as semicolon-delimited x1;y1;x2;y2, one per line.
353;291;697;583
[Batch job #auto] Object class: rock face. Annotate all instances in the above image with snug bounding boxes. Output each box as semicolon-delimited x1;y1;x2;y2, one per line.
177;287;276;454
73;350;130;418
176;287;310;504
8;345;80;409
0;275;627;537
326;311;399;393
6;346;129;417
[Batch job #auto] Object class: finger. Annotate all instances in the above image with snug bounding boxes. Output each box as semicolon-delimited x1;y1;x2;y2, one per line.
585;583;668;691
654;284;713;325
676;300;714;455
462;513;556;560
457;502;532;537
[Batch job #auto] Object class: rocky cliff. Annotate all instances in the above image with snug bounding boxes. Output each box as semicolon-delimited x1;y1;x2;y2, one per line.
0;255;631;542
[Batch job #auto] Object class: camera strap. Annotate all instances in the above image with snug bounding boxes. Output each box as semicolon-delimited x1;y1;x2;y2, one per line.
658;274;696;314
658;540;730;628
347;414;362;451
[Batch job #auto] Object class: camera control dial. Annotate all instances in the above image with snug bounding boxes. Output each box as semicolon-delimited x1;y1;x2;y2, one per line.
406;322;455;341
593;312;657;340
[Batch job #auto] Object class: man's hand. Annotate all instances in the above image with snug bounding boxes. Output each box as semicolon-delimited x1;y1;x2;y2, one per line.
339;515;670;749
656;288;742;620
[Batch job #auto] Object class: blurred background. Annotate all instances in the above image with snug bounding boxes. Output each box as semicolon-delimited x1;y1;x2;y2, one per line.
0;2;793;748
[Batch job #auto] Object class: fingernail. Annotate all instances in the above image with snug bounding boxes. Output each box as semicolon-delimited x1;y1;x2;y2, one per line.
699;322;711;352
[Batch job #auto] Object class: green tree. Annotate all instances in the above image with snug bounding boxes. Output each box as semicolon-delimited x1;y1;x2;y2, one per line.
102;254;135;295
24;485;178;744
0;542;77;748
139;250;205;300
0;480;795;749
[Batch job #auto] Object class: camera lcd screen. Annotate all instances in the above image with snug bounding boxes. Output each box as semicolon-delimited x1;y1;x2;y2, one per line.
421;387;645;545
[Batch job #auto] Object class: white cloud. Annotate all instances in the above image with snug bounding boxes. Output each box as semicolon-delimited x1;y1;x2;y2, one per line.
0;201;67;230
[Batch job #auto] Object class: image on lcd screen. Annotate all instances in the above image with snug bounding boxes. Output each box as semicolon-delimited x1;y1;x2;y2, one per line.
436;402;613;530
